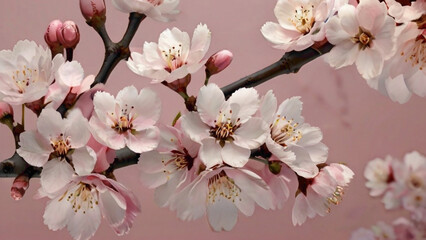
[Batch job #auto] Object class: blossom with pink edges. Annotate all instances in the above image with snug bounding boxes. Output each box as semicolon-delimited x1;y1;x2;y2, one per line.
181;83;268;169
127;24;211;83
89;85;161;153
112;0;180;22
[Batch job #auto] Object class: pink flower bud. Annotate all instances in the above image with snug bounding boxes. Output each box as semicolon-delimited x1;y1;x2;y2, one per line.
57;21;80;49
80;0;106;22
44;20;63;48
0;102;13;118
10;174;30;201
205;50;233;76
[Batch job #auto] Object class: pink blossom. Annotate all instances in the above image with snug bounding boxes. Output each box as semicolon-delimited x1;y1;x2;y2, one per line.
44;20;63;49
57;21;80;49
181;83;268;169
0;40;63;105
364;156;396;197
40;173;140;240
259;91;328;178
169;167;275;231
325;0;396;79
79;0;106;21
205;50;233;76
89;86;161;153
127;24;211;83
292;163;354;225
261;0;338;52
139;123;200;207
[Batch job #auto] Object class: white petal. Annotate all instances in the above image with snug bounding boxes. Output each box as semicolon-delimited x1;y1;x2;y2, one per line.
338;5;358;36
126;127;160;153
233;117;268;149
325;40;359;68
43;193;74;231
385;74;412;104
188;23;211;64
37;108;65;140
207;199;238;232
259;90;277;124
41;159;74;194
292;194;314;226
72;147;97;176
17;131;52;167
132;88;162;131
67;204;101;240
228;88;259;123
99;189;127;226
276;96;304;124
180;112;210;143
356;48;384;80
200;138;223;169
56;61;84;87
196;84;225;126
93;91;116;125
297;125;323;146
221;143;250;168
66;109;91;149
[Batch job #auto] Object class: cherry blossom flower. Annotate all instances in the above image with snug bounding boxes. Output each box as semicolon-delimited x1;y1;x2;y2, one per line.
259;91;328;178
38;163;140;240
366;21;425;104
169;167;275;231
17;108;92;168
325;0;396;79
350;228;377;240
127;24;211;83
364;156;396;197
181;83;268;169
139;123;200;207
112;0;180;22
89;86;161;153
255;164;291;209
261;0;336;52
0;40;63;105
386;0;425;23
292;163;354;225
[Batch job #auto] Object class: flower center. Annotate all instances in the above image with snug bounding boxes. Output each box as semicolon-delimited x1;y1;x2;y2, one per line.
352;28;374;50
59;183;98;214
401;36;425;71
161;149;194;177
208;171;241;204
161;44;185;72
109;104;136;133
50;133;71;157
290;5;315;34
270;116;302;147
409;174;423;189
210;110;241;147
12;66;38;94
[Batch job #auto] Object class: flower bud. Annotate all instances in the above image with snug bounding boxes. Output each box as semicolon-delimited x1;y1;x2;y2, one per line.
0;102;13;118
80;0;106;22
10;173;30;201
44;20;63;48
57;21;80;49
205;50;233;76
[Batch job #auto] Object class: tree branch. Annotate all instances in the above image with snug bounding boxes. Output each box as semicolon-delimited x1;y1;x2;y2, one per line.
221;42;333;98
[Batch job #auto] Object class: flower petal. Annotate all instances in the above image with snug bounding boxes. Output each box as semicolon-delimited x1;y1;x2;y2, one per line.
40;159;74;194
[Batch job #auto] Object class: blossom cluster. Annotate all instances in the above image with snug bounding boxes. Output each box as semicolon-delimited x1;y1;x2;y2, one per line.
262;0;426;104
351;151;426;240
1;0;425;239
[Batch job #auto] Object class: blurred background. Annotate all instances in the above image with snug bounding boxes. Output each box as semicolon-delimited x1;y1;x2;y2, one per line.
0;0;425;239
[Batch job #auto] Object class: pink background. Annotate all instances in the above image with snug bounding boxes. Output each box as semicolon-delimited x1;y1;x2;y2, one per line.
0;1;425;239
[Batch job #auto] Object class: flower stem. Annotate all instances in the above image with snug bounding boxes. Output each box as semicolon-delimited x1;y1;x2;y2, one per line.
21;104;25;129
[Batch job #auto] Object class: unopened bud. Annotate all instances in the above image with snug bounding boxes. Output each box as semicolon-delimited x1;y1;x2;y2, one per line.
80;0;106;22
0;102;13;118
269;161;282;175
44;20;63;49
10;173;30;201
205;50;233;76
57;21;80;49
